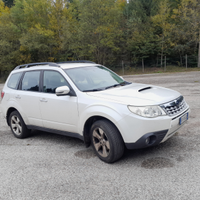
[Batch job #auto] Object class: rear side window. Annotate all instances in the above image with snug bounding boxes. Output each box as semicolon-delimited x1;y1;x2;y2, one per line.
22;71;40;92
7;72;22;89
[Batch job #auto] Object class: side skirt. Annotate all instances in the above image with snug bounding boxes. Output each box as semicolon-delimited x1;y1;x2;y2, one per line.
27;125;84;141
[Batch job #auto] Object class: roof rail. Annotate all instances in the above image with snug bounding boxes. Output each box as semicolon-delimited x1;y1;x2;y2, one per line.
14;62;60;70
57;60;96;64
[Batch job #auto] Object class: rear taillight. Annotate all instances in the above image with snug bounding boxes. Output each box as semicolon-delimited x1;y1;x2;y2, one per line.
1;91;4;99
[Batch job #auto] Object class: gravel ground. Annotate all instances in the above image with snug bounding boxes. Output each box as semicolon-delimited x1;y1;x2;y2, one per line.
0;71;199;200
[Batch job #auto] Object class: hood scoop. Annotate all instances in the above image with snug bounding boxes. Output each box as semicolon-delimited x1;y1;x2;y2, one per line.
138;86;152;92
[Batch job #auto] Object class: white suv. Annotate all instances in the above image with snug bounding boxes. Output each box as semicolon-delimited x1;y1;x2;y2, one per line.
0;61;190;163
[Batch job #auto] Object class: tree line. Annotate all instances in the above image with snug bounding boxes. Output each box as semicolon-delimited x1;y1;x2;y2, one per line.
0;0;200;75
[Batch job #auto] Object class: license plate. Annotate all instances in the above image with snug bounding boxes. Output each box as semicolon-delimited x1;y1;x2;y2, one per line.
179;113;189;125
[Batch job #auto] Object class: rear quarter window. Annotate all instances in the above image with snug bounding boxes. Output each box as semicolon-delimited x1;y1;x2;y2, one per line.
7;72;22;89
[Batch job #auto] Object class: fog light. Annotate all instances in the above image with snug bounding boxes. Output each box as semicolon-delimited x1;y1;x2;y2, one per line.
145;135;157;145
145;137;150;144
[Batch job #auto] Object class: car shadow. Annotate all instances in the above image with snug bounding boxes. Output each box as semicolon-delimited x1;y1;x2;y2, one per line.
29;129;84;147
28;130;189;166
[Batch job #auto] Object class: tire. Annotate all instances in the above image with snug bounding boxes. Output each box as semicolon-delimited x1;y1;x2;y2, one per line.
90;119;124;163
8;111;31;139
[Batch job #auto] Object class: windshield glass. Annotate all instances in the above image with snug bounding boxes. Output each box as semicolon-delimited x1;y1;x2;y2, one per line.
64;65;130;92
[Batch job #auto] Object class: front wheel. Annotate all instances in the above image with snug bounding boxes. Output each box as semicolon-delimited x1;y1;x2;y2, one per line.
90;119;124;163
9;111;31;139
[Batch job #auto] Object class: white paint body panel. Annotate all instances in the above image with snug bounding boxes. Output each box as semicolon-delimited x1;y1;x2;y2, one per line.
39;93;78;132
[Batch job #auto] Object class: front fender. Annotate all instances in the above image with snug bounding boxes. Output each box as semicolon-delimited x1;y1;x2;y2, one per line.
78;103;127;138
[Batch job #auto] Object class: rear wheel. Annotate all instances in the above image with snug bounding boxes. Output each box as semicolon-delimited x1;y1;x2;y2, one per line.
90;119;124;163
9;111;31;139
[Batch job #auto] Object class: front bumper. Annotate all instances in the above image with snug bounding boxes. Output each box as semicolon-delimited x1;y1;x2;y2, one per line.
125;129;168;149
118;108;190;150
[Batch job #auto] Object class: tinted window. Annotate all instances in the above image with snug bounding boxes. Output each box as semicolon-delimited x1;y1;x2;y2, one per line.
43;71;69;93
21;71;40;92
7;72;22;89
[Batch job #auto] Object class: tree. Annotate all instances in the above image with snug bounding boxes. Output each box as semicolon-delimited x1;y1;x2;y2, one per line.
2;0;14;8
172;0;200;67
127;0;160;68
60;0;81;61
0;0;9;16
0;0;20;74
72;0;125;65
151;0;172;68
10;0;71;63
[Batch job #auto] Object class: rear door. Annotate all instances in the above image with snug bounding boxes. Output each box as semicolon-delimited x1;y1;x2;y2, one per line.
17;70;43;126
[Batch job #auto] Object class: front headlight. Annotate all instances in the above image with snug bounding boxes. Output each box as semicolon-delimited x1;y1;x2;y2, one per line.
128;105;166;118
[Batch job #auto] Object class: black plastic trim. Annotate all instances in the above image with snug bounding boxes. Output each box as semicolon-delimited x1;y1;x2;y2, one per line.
27;125;84;141
138;87;152;92
125;129;168;150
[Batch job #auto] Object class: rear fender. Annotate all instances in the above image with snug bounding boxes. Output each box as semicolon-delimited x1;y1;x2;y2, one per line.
6;100;29;126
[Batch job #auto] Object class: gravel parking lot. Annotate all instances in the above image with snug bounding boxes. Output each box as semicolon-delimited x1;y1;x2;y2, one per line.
0;71;199;200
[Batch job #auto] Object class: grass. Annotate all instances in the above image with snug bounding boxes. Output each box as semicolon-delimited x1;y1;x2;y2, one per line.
115;66;200;76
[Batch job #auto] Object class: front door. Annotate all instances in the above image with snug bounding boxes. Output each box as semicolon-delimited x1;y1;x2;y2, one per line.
39;70;79;133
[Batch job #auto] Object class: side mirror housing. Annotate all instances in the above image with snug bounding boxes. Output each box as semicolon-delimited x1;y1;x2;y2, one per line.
120;76;124;80
56;86;70;96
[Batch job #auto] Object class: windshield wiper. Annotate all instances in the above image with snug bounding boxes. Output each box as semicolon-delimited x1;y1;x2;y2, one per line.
105;84;121;90
82;88;104;92
105;81;131;90
83;81;131;92
120;81;132;85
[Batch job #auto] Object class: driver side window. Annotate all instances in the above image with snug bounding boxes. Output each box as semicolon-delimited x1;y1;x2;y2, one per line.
43;71;69;93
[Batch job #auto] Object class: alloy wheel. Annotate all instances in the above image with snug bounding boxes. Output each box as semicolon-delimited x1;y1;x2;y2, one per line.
92;127;110;157
11;115;22;136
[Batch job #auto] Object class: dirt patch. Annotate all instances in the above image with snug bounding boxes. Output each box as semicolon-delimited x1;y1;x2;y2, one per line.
141;157;174;169
74;149;96;159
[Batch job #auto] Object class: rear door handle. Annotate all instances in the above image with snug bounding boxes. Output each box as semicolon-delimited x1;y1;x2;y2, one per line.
40;98;48;102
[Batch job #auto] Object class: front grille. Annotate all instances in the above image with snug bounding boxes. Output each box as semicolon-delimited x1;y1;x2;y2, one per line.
161;96;188;116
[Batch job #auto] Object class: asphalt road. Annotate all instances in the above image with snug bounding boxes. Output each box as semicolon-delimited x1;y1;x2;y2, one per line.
0;71;200;200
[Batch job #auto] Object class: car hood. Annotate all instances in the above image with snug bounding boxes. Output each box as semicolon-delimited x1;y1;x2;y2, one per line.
86;83;181;106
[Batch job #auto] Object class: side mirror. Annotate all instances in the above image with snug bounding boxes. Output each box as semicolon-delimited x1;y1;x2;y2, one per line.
56;86;70;96
120;76;124;80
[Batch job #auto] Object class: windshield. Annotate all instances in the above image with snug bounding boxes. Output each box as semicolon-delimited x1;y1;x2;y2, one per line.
64;65;130;92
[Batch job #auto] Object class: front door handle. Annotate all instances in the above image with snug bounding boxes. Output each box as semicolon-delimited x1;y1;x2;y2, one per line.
15;95;21;99
40;98;48;102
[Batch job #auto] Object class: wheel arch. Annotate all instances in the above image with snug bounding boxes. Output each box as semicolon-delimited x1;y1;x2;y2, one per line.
6;107;18;126
83;115;124;148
